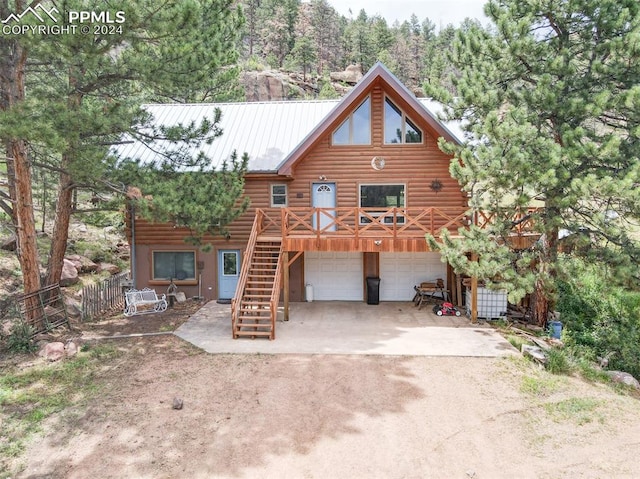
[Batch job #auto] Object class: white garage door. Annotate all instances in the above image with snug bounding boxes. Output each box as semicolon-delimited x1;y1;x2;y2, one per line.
380;252;446;301
305;252;363;301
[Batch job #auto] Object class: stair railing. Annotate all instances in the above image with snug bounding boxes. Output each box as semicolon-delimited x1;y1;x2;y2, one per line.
231;209;264;335
267;242;285;340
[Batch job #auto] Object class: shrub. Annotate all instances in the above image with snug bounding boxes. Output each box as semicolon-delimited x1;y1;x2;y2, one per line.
6;320;36;353
556;258;640;379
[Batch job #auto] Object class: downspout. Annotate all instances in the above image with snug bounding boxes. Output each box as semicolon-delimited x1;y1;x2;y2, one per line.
130;201;137;288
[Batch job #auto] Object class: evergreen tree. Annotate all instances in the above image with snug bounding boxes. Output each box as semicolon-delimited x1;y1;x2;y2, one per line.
290;34;316;81
426;0;640;325
1;0;245;289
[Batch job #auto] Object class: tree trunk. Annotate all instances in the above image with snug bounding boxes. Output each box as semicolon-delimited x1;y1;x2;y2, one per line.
9;140;42;295
44;167;73;287
1;11;42;297
532;276;549;327
532;210;560;327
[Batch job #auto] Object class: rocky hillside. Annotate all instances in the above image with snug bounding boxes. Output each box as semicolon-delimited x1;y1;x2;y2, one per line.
240;64;364;101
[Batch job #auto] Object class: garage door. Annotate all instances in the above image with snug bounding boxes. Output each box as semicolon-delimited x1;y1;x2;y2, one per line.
305;252;363;301
380;252;446;301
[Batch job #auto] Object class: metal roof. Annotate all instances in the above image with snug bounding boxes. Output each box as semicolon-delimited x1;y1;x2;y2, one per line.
114;100;341;172
113;93;464;174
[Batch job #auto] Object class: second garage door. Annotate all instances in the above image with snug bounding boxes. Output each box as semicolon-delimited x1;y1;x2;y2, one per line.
304;252;363;301
380;252;446;301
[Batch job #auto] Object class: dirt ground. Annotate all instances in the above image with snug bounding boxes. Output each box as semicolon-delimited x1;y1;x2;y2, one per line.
10;301;640;479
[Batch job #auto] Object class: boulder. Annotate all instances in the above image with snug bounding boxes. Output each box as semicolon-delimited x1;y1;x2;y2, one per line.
605;371;640;389
64;296;82;319
97;262;121;275
39;341;66;362
60;258;80;286
1;235;17;251
330;64;363;84
66;254;98;273
65;340;79;357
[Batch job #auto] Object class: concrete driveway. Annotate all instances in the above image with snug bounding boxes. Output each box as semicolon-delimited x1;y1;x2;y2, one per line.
175;301;517;357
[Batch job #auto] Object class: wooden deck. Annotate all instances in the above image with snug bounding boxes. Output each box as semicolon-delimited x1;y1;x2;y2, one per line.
254;207;540;252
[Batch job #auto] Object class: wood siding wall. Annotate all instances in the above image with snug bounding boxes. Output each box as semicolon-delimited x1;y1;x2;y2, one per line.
129;83;466;296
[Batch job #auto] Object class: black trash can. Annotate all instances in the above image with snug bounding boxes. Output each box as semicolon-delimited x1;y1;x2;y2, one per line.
366;276;381;305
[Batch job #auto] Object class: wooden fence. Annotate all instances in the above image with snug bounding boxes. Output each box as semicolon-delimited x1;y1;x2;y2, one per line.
81;271;130;321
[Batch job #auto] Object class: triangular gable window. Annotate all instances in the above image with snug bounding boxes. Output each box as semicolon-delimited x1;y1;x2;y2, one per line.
384;97;422;144
332;97;371;145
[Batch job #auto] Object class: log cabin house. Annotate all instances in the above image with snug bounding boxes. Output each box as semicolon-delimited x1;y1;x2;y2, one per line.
118;62;537;339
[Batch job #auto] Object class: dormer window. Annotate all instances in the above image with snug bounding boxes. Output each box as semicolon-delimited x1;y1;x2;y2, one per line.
384;98;422;144
332;97;371;145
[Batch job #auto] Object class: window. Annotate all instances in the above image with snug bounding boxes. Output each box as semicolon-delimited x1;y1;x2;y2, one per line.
384;98;422;144
359;184;406;224
222;251;238;276
152;251;196;281
271;184;287;207
332;97;371;145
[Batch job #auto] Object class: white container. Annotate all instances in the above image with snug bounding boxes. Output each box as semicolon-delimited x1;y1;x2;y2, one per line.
305;283;314;302
466;287;507;319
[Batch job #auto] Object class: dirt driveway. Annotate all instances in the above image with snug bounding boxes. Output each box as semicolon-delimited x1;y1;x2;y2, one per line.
14;302;640;478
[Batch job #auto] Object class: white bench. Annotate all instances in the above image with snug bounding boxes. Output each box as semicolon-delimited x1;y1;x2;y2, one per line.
123;288;168;317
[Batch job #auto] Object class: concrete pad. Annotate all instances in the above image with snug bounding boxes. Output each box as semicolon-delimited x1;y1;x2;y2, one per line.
175;301;517;357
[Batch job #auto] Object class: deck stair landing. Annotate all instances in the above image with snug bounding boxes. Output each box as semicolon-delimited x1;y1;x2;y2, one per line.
233;238;282;339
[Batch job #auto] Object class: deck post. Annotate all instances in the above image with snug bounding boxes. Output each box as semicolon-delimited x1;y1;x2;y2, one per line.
470;253;478;323
283;251;290;321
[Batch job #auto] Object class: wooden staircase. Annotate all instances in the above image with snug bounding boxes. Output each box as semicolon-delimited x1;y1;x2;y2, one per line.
232;227;283;339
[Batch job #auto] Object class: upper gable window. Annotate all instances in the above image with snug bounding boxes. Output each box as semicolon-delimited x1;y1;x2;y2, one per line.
332;97;371;145
384;98;422;144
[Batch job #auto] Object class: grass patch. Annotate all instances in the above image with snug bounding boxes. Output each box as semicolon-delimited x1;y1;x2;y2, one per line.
543;397;603;425
0;344;120;475
506;334;528;351
520;374;563;397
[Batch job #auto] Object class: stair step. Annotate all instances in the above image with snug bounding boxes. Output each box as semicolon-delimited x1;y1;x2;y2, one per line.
236;318;273;324
234;331;273;338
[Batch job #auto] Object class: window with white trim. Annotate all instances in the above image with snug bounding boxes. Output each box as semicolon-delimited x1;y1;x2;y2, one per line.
332;97;371;145
270;184;288;207
152;251;196;281
384;97;422;144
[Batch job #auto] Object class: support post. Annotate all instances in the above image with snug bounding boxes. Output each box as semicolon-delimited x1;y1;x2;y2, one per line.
283;251;290;321
471;253;478;323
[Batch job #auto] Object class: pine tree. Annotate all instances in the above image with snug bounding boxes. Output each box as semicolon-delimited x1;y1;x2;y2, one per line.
426;0;640;325
1;0;245;289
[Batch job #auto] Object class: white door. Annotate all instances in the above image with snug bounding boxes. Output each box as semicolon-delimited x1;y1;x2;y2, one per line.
311;182;336;231
304;252;363;300
379;252;446;301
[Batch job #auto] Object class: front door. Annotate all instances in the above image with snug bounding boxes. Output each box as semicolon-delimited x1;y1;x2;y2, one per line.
218;249;240;299
311;182;336;231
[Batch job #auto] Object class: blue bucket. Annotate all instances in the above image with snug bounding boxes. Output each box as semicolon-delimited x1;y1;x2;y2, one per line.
549;321;563;339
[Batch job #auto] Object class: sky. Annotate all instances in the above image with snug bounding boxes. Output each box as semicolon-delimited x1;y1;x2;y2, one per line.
328;0;490;29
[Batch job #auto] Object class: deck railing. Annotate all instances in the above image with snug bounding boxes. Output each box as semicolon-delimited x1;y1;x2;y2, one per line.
281;207;472;239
